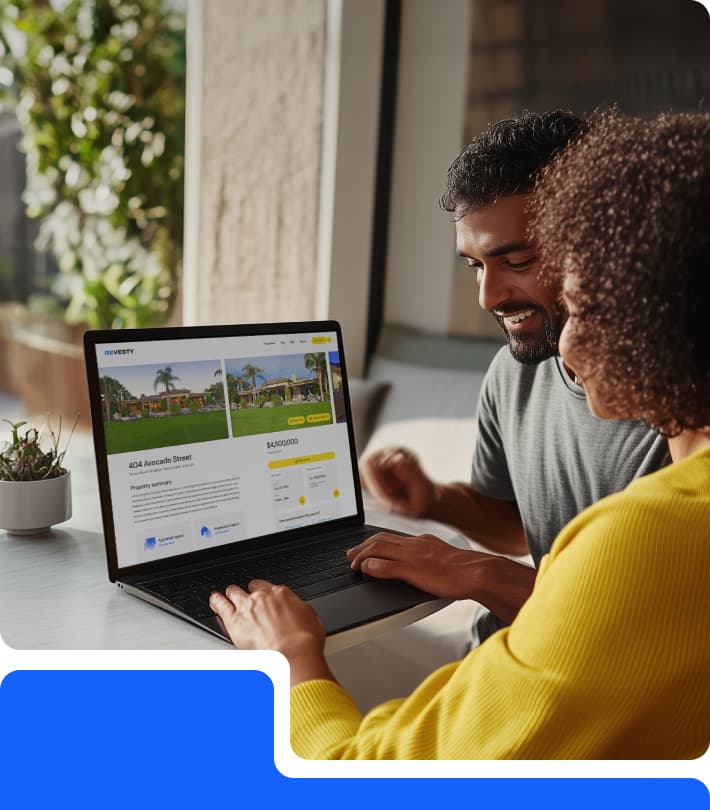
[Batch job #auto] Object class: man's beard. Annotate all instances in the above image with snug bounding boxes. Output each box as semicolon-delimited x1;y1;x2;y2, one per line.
492;305;561;366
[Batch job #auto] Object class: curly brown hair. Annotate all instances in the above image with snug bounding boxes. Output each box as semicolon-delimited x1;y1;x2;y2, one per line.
531;110;710;436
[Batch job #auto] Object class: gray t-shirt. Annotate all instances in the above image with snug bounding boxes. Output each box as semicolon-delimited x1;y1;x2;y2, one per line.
470;346;670;639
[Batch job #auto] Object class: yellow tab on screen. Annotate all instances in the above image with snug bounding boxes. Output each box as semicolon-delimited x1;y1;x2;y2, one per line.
311;336;332;344
268;451;335;469
306;412;331;423
287;416;306;425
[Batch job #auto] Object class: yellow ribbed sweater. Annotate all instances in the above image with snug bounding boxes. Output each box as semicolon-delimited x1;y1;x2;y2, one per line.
290;447;710;759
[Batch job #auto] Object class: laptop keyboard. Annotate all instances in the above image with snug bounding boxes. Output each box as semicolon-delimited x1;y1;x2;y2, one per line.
141;527;377;622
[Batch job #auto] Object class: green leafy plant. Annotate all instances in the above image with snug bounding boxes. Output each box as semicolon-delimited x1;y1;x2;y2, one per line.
0;415;78;481
0;0;185;329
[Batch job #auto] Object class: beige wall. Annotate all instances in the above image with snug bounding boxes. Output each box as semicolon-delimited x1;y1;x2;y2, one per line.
383;0;472;338
191;0;327;325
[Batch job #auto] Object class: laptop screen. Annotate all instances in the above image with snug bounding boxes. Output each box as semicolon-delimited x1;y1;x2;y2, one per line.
89;324;359;570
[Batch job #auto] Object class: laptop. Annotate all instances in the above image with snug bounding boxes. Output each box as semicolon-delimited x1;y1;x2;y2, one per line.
84;320;438;643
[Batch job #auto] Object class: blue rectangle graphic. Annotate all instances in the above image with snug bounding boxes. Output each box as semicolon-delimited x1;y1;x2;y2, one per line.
0;671;707;810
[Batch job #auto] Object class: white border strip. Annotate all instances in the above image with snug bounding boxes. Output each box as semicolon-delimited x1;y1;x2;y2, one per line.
1;638;707;778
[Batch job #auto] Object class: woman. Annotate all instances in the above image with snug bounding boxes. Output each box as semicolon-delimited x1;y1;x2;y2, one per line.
209;111;710;759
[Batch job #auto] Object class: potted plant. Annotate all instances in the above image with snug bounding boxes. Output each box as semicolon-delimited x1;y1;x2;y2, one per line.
0;416;77;535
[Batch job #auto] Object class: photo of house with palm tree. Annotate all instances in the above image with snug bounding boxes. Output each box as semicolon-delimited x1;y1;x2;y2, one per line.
224;352;333;437
328;350;346;424
98;359;229;454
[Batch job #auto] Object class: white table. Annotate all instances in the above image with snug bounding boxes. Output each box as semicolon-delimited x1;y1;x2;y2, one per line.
0;429;467;652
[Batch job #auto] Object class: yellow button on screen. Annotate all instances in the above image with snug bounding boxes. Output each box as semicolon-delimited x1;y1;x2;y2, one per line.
306;412;331;423
311;336;332;344
333;489;340;498
298;496;306;505
287;416;306;425
268;451;336;469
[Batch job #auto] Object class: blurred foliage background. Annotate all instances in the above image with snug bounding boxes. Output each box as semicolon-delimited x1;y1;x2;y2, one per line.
0;0;185;329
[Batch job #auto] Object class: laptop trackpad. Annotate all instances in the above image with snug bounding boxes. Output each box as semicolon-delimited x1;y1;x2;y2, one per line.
309;580;435;635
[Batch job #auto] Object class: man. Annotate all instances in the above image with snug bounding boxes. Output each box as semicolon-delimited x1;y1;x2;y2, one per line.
209;111;710;759
349;110;670;641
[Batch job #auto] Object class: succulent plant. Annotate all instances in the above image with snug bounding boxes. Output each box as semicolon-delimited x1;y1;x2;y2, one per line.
0;415;77;481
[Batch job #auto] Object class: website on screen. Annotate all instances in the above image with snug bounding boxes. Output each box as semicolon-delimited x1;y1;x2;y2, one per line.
96;330;356;568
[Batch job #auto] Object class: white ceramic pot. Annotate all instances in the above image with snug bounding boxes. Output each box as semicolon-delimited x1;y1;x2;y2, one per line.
0;470;72;535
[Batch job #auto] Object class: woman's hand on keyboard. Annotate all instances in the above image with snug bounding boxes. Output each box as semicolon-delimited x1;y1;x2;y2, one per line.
209;580;337;687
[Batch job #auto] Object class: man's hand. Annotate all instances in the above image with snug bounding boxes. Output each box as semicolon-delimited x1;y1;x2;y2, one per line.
347;533;537;623
347;532;492;600
361;447;528;556
359;447;438;518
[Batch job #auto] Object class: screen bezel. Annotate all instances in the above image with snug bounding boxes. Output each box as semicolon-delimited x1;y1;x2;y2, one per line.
83;320;365;582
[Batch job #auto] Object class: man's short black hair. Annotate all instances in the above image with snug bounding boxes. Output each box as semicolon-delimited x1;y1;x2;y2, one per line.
440;110;584;217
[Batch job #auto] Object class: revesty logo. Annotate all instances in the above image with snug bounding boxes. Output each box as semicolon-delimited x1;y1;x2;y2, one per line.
103;348;135;356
